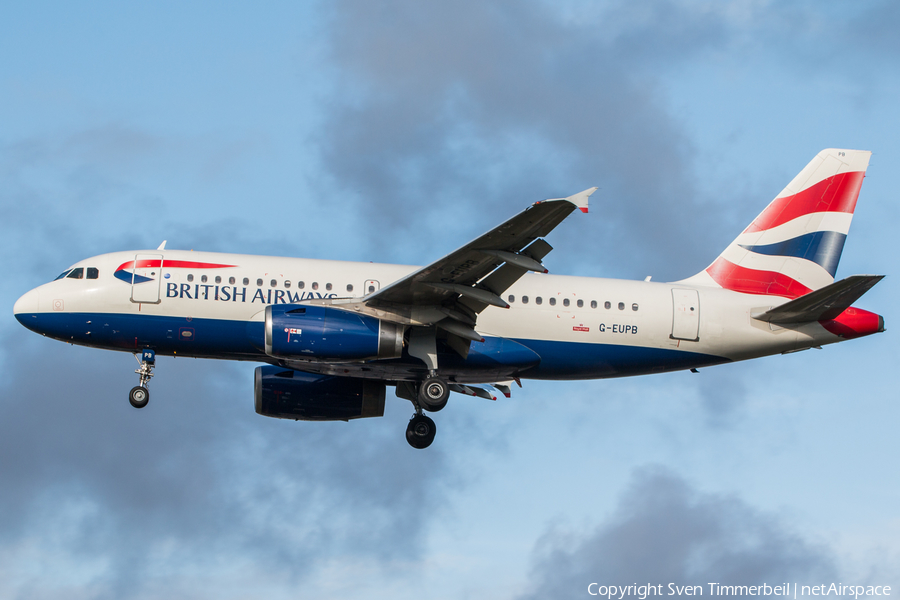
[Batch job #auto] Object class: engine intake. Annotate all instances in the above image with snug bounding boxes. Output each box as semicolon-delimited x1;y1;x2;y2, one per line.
265;304;404;361
255;366;385;421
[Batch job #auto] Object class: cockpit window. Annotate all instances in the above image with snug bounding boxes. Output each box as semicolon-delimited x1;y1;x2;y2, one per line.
86;268;99;279
54;269;73;280
66;268;84;279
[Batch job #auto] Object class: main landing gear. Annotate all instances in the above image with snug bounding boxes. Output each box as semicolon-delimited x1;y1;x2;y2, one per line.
406;413;437;449
404;375;449;449
418;376;449;412
129;349;156;409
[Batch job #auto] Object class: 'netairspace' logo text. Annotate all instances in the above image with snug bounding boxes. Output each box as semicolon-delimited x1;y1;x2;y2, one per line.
587;583;892;599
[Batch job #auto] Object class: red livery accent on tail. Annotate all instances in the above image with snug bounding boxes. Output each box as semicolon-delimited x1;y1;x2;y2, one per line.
820;307;884;339
744;171;865;233
706;257;812;299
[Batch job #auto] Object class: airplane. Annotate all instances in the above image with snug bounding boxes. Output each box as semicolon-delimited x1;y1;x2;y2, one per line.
13;148;885;449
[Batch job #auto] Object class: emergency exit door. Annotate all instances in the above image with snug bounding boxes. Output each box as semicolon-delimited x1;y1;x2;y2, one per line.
131;254;164;304
671;288;700;341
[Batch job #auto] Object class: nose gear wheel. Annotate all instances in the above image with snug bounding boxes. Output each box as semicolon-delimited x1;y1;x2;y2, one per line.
129;386;149;408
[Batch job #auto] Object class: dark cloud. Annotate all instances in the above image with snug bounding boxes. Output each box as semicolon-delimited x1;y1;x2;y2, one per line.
517;466;837;600
316;0;757;279
3;2;898;597
0;331;462;596
848;1;900;57
316;0;900;279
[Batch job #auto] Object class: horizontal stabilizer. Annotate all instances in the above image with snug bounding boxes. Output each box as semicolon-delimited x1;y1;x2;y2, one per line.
752;275;884;324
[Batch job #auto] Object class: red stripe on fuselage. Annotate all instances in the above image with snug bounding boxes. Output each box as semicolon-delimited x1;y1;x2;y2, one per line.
706;257;812;299
744;171;865;233
116;260;237;271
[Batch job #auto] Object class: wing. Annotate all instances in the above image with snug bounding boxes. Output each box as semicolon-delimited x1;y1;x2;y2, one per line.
306;187;597;360
366;187;595;320
303;187;595;362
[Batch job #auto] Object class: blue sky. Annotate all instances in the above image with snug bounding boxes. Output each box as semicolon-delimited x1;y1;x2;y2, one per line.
1;1;898;598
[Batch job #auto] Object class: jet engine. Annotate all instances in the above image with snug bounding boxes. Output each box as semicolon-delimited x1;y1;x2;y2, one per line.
254;366;385;421
264;304;404;361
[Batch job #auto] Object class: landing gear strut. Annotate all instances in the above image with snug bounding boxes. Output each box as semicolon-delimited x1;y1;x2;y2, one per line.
130;349;155;409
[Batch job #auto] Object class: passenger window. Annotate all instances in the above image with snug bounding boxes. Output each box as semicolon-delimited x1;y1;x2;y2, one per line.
215;276;221;284
66;268;84;279
229;277;236;285
312;282;319;290
270;279;277;288
187;274;194;282
347;284;354;292
618;302;625;310
368;285;375;293
326;283;333;291
285;280;291;289
298;281;305;289
604;301;611;309
508;295;515;303
549;297;556;306
632;303;639;311
577;299;583;308
591;300;597;309
522;295;529;304
54;270;72;280
535;297;543;305
242;277;249;286
563;298;570;307
201;275;208;283
86;268;99;279
256;278;263;287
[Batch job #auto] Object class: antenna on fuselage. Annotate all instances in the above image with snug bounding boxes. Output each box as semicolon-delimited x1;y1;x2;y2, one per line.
157;240;167;250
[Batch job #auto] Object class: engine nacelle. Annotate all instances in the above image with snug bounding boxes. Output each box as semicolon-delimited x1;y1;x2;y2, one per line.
254;366;385;421
264;304;404;361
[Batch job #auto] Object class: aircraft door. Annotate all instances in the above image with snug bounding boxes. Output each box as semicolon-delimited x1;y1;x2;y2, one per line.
131;254;164;304
364;280;380;295
671;288;699;341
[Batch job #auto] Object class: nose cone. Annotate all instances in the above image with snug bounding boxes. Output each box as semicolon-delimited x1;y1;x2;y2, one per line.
13;288;39;326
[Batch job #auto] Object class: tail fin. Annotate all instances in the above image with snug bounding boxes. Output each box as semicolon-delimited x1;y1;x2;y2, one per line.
688;148;871;299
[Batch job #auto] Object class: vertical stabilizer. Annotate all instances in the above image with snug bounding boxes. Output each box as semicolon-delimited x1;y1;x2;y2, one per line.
685;149;871;298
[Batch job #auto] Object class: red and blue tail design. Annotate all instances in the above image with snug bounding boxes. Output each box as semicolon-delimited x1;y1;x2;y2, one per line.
690;149;871;299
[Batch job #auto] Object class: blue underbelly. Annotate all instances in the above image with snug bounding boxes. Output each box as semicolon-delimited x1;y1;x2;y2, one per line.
16;312;729;378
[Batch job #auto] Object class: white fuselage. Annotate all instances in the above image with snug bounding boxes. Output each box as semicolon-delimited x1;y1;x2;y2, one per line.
14;249;843;383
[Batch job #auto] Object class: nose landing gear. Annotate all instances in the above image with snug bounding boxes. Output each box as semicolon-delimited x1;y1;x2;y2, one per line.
130;349;156;409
